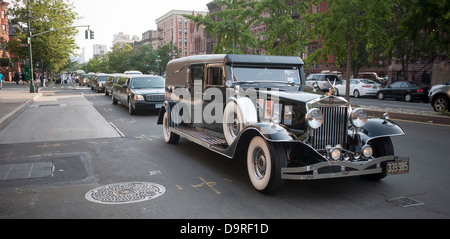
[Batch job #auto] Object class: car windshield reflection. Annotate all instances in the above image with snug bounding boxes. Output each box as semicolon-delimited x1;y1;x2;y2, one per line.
232;67;300;85
131;77;165;89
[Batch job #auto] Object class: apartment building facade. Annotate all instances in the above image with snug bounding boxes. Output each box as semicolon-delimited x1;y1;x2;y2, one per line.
155;10;207;58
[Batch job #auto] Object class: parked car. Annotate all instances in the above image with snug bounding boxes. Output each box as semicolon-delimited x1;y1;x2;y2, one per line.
428;81;450;112
306;73;343;91
91;74;111;93
79;74;92;86
112;74;165;115
104;74;121;96
377;81;429;102
157;54;409;194
124;70;143;75
335;79;380;98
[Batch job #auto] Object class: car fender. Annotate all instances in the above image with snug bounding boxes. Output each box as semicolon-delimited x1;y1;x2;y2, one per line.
157;101;178;125
225;97;258;125
358;118;405;144
229;125;325;162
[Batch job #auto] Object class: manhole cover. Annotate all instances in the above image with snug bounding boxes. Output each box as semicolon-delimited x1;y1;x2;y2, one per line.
85;182;165;205
386;197;424;208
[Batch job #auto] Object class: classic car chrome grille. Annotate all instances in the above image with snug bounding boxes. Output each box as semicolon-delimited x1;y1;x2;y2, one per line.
310;106;348;151
145;94;165;102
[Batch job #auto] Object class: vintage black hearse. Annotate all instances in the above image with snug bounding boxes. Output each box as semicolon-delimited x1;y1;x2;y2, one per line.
157;54;409;194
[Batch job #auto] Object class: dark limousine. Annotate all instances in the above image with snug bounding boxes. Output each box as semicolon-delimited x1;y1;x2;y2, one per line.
112;74;165;115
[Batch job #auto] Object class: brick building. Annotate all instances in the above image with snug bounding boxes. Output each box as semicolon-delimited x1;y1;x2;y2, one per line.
156;10;207;58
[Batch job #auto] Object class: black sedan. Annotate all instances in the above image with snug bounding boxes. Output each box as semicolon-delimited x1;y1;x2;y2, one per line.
377;81;429;102
112;75;165;115
91;74;111;93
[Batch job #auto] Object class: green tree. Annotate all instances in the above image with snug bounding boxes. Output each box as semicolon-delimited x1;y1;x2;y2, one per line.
306;0;393;100
385;0;449;80
105;44;134;73
8;0;79;74
185;0;258;54
128;44;157;74
157;43;181;74
254;0;310;56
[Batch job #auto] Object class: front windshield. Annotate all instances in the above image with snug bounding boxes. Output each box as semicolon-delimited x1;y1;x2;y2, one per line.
97;75;110;82
130;77;165;89
232;67;301;84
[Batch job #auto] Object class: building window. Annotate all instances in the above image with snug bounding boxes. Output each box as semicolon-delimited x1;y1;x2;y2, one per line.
1;11;5;19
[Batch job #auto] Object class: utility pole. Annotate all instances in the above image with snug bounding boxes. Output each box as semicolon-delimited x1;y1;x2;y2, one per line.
27;0;35;93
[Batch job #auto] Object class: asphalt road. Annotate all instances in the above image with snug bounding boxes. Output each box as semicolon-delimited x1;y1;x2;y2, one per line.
0;85;449;219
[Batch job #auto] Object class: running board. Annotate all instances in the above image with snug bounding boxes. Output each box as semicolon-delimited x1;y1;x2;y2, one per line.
171;126;229;151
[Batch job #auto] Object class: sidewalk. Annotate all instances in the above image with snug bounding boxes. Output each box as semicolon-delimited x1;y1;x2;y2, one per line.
0;81;42;131
0;81;448;130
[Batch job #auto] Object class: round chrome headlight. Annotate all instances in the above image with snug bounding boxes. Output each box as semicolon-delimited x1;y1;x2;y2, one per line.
306;108;323;129
350;108;368;128
361;145;373;158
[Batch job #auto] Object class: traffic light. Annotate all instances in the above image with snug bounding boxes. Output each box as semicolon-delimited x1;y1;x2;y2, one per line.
85;30;89;39
90;30;94;39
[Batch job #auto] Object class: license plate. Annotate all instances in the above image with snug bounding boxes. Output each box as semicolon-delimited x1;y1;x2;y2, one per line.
155;103;163;108
386;160;409;175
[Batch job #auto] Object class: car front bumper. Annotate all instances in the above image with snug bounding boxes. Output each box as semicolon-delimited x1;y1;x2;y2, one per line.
281;156;409;180
134;101;164;110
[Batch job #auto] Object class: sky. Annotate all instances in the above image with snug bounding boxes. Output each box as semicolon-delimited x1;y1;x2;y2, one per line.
71;0;211;61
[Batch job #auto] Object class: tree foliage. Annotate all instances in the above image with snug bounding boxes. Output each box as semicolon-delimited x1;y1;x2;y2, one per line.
79;43;177;75
186;0;310;56
254;0;309;56
185;0;258;54
7;0;79;73
306;0;393;99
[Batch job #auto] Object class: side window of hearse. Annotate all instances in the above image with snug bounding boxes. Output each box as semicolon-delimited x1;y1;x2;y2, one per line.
190;65;204;84
206;67;223;86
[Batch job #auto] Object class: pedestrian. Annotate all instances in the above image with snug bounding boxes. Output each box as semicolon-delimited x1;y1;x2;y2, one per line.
21;71;26;84
14;71;20;84
0;72;3;90
422;71;430;86
61;73;66;84
68;73;73;84
42;73;47;87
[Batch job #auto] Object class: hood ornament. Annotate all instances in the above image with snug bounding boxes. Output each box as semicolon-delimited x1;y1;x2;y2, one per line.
325;79;337;96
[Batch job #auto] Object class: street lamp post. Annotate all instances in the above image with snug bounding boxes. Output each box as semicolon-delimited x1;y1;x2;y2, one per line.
27;0;35;93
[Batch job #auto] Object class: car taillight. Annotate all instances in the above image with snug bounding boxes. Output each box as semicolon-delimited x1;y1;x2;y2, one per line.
417;88;423;93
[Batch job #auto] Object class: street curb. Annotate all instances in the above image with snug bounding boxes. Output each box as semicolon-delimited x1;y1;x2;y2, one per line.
0;93;42;131
366;110;450;125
